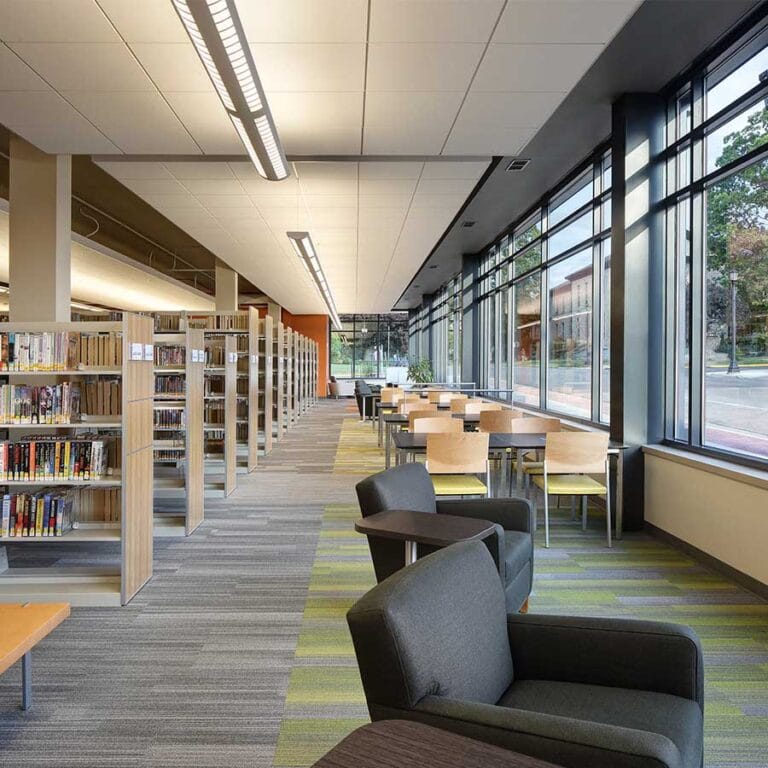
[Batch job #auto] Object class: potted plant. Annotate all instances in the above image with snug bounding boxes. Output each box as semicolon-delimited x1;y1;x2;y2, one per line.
407;358;434;385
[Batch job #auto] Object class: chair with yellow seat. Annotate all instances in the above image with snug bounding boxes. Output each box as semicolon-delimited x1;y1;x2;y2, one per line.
508;417;561;493
399;401;438;416
532;431;611;548
438;392;468;407
425;431;490;498
478;409;524;433
449;397;482;413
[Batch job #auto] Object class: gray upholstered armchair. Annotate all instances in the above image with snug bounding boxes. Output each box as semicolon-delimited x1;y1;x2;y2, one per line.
347;541;704;768
355;463;533;612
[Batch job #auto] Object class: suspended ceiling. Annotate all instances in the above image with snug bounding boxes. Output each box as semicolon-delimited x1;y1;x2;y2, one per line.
0;0;642;313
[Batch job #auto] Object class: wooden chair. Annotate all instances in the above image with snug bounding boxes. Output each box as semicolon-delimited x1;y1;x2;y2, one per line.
409;413;461;433
438;392;468;406
426;389;447;403
450;397;481;413
509;417;562;497
478;409;524;433
532;432;611;548
379;387;403;407
425;432;490;497
399;401;438;416
464;401;504;415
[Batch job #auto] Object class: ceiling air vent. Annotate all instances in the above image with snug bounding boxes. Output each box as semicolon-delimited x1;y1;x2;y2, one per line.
429;264;439;269
461;221;476;228
506;158;530;172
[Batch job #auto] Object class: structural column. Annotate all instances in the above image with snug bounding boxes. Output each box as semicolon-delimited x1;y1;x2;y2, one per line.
610;93;666;530
8;135;71;321
215;264;239;311
461;253;480;388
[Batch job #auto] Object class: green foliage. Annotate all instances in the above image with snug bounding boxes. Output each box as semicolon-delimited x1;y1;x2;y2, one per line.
407;358;434;384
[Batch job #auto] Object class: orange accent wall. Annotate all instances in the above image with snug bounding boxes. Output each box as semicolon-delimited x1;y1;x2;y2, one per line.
281;310;330;397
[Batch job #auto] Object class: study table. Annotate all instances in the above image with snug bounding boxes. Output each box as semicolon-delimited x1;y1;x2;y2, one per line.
391;430;626;537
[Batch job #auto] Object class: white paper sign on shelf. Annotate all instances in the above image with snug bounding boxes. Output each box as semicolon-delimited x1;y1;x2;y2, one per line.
143;344;154;362
228;352;237;364
250;354;256;364
191;349;198;363
130;342;143;361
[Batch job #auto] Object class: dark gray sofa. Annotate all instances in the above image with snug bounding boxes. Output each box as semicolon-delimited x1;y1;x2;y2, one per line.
356;463;534;612
347;541;704;768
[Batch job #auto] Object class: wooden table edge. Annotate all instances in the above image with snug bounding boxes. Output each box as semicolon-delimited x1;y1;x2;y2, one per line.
0;602;70;672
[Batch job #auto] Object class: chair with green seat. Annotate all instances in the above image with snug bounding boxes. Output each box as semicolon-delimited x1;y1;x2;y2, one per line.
426;431;490;498
507;416;562;495
532;431;611;549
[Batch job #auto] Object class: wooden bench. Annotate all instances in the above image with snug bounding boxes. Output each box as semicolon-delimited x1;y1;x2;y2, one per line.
0;603;70;710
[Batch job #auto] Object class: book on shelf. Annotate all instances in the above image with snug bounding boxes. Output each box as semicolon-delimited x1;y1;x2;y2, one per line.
82;379;121;417
0;490;73;537
155;375;185;396
0;382;81;424
236;423;248;441
187;314;248;331
154;315;182;332
0;331;123;371
154;408;185;429
0;436;117;481
205;346;226;367
154;345;185;366
203;402;224;424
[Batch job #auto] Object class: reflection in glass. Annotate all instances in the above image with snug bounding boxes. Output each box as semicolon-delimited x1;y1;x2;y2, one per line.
547;249;593;418
703;159;768;458
674;199;691;440
513;273;541;406
548;211;593;258
601;238;611;423
707;44;768;117
514;244;541;276
549;174;593;227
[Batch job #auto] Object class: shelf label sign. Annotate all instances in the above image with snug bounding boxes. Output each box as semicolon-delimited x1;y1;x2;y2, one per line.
130;342;143;361
191;349;199;363
228;352;237;364
143;344;154;362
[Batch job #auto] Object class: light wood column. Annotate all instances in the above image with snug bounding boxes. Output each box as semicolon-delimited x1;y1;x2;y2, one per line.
8;135;71;321
215;266;238;311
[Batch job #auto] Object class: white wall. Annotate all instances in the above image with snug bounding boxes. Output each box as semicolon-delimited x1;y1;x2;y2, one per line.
644;447;768;586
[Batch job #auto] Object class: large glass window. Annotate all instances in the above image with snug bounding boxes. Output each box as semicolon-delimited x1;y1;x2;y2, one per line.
514;273;541;406
547;248;593;418
331;314;408;379
666;17;768;462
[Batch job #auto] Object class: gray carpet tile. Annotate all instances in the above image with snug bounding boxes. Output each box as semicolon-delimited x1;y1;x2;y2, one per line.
0;400;352;768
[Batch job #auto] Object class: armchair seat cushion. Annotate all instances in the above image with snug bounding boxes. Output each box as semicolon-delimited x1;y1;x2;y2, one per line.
503;531;533;585
431;475;487;496
498;679;703;768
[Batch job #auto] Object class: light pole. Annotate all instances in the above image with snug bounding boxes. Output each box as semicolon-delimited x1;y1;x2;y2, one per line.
728;269;740;374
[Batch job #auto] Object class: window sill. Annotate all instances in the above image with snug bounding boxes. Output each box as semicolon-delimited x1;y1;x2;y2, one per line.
643;444;768;492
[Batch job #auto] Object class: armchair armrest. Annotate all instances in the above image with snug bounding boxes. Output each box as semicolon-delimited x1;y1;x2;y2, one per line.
507;614;703;710
437;498;534;534
414;696;686;768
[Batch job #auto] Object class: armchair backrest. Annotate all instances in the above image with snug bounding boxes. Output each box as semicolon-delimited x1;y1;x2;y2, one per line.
347;541;513;714
356;463;437;517
355;380;372;395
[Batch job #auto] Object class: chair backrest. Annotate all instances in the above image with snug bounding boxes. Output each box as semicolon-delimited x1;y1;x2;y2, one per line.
355;380;372;396
410;414;462;434
450;397;479;413
509;416;561;434
464;401;503;415
399;401;438;415
545;431;609;474
426;432;489;474
427;389;449;403
380;387;403;406
438;392;468;406
347;541;513;713
328;380;339;396
478;409;523;433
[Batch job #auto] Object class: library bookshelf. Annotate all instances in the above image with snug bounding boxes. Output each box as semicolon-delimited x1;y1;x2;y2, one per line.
260;316;274;455
152;322;204;536
0;314;154;607
273;322;285;443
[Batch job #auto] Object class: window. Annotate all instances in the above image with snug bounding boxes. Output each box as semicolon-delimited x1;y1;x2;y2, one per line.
666;16;768;462
514;273;541;406
547;248;593;418
331;314;408;379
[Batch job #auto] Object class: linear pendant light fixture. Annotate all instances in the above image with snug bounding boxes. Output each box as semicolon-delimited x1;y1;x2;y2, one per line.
286;232;342;330
172;0;289;180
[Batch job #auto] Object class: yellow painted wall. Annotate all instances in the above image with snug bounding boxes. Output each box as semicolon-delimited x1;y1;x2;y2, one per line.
645;451;768;586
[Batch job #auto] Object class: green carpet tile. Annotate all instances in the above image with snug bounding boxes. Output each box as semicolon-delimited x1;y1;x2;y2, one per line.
274;404;768;768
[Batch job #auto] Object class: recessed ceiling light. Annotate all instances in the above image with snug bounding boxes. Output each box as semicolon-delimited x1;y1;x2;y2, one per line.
505;158;530;172
172;0;288;181
286;231;341;330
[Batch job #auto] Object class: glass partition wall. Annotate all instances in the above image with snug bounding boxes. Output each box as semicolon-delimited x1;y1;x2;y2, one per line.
331;314;409;380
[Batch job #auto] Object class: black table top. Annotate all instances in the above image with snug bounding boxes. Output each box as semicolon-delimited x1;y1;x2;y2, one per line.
354;509;495;547
312;721;564;768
